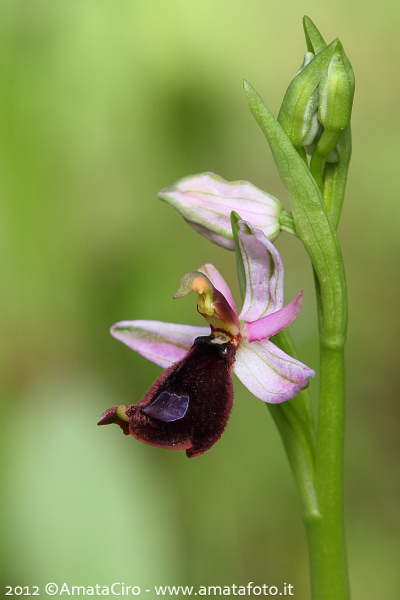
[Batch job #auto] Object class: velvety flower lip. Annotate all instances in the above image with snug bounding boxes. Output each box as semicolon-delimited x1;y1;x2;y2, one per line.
99;335;237;457
158;172;282;250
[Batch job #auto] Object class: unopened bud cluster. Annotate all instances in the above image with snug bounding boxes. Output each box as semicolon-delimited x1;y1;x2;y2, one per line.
279;19;354;165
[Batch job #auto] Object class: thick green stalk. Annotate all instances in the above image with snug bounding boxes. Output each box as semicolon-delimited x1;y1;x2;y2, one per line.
307;129;351;598
307;345;349;600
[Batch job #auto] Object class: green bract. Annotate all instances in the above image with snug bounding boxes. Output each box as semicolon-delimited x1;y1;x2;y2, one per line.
303;15;327;54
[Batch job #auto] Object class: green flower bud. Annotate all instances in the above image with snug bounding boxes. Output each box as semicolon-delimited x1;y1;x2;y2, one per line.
277;41;337;152
315;41;355;158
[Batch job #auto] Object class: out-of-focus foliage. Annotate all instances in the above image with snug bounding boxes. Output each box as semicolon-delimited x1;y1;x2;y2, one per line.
0;1;399;598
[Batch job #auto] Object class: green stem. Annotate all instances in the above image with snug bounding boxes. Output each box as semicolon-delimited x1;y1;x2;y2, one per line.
307;345;349;600
278;218;348;600
306;131;351;599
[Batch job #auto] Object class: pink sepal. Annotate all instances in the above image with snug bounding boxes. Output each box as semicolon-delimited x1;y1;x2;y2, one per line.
110;320;209;368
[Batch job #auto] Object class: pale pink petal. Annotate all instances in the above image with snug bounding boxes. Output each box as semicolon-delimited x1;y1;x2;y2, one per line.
243;292;303;343
158;172;282;250
238;221;284;321
110;320;209;368
234;339;315;403
198;263;236;313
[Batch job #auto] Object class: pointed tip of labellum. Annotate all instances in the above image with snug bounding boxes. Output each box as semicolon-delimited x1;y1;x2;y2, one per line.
98;406;130;435
98;336;237;457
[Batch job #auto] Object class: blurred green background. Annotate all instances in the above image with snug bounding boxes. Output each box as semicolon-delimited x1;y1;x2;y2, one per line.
1;1;399;598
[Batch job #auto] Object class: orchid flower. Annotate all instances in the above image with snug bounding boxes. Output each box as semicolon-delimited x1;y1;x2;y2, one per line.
98;221;315;457
158;172;283;250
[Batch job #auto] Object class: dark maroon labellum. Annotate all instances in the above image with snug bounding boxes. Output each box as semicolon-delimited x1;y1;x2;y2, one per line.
98;336;236;457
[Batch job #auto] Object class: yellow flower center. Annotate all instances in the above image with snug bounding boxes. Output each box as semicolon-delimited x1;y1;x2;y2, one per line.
193;277;215;317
